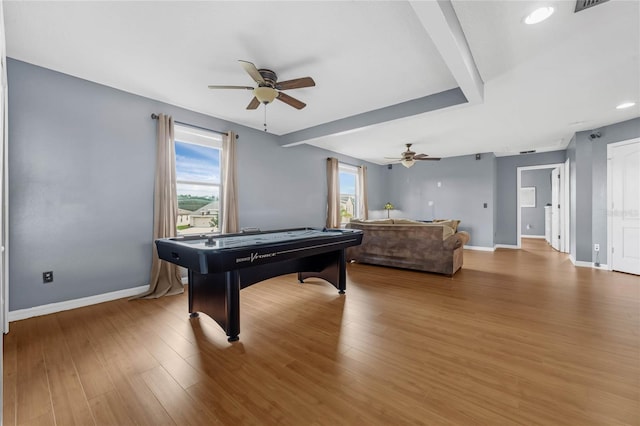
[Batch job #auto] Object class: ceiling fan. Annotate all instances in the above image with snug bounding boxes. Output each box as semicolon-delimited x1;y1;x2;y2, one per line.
387;143;441;168
208;60;315;110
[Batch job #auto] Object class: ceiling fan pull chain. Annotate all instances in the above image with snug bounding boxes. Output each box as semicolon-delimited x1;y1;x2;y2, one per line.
263;105;268;132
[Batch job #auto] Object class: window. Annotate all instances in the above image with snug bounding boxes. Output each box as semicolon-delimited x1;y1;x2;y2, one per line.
339;163;360;225
174;125;223;235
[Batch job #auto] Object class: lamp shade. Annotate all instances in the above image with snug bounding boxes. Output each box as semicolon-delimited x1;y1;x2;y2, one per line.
401;158;415;168
254;86;278;104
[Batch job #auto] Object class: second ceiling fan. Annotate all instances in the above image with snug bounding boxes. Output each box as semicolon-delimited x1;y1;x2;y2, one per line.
208;60;315;110
387;144;441;168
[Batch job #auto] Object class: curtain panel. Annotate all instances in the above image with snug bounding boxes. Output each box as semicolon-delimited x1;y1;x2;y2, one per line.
326;157;340;228
221;131;239;234
358;165;368;220
136;114;183;299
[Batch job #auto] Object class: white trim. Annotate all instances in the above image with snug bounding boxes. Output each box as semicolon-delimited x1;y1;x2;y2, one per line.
573;260;610;269
1;0;9;335
563;158;570;256
607;137;640;273
517;162;565;251
494;244;519;250
174;123;222;148
8;285;149;322
521;235;546;239
569;255;610;270
464;245;495;252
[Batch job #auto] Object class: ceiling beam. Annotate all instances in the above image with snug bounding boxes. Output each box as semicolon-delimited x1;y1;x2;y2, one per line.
279;88;466;147
409;0;484;105
278;0;481;148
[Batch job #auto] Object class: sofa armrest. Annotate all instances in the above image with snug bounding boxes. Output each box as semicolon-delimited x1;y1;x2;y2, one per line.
443;231;470;250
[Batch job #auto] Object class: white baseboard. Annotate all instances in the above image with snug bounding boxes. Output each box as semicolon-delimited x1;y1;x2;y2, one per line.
522;235;546;239
569;255;609;270
494;244;519;250
465;245;495;252
8;284;149;322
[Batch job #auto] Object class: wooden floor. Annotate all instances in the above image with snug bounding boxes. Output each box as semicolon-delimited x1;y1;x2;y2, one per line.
3;239;639;425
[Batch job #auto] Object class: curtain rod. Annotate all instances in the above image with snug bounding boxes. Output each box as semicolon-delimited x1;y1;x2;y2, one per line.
150;113;238;139
328;157;364;169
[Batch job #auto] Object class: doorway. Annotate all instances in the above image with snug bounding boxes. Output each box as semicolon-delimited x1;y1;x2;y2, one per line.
607;138;640;275
517;162;569;252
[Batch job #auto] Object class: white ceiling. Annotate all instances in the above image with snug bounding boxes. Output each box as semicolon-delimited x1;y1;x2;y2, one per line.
4;0;639;164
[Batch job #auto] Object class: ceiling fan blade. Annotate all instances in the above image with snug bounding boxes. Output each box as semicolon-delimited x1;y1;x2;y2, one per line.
277;92;306;109
239;60;265;84
415;157;441;161
208;85;254;90
276;77;316;90
246;97;260;110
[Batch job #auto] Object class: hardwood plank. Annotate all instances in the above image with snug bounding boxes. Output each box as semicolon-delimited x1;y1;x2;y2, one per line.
36;316;95;425
3;240;639;425
56;308;115;400
87;390;136;426
141;365;221;425
13;319;54;425
3;321;18;426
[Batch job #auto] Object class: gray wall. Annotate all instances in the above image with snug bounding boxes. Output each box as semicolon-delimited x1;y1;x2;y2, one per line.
495;151;567;246
9;57;639;312
385;153;497;248
566;135;577;258
521;169;552;236
7;59;384;311
570;117;640;263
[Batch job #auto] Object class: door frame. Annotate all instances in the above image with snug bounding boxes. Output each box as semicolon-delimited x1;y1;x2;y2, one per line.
517;163;568;251
607;137;640;272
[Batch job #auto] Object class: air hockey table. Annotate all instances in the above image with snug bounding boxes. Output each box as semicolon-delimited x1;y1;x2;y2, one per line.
155;227;363;341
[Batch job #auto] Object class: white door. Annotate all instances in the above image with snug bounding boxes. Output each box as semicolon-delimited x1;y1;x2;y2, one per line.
551;167;560;251
610;142;640;275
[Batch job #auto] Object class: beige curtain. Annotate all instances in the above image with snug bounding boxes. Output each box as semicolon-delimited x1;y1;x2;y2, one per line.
358;165;369;220
326;157;340;228
221;131;239;234
137;114;183;299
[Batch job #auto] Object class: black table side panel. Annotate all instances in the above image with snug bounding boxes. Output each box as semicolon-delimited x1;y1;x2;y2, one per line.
187;250;344;340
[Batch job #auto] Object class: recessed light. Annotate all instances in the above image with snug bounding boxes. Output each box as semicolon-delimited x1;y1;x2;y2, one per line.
523;7;555;25
616;102;636;109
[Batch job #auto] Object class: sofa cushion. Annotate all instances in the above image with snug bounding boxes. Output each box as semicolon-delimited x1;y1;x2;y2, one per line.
391;218;425;225
350;218;394;224
433;219;460;232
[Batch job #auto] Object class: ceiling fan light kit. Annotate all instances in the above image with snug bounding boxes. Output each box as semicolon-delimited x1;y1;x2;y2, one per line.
253;86;277;104
401;159;416;168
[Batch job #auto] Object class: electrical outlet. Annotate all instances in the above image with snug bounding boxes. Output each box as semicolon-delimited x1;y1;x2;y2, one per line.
594;244;600;252
43;271;53;283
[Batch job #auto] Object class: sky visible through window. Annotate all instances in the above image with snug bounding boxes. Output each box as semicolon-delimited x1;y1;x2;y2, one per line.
175;141;220;184
339;171;356;194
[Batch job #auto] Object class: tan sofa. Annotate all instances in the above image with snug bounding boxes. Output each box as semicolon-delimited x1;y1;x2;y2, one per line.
345;218;470;276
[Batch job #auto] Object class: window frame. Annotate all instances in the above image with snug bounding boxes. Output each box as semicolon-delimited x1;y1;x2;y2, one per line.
338;163;360;225
174;124;223;235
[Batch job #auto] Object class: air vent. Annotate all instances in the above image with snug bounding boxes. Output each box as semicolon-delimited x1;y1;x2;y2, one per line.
519;150;536;155
575;0;609;13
